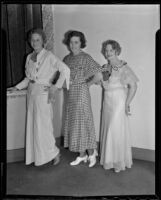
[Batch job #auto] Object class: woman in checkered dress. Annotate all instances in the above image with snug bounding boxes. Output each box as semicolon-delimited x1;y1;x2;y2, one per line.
63;31;102;167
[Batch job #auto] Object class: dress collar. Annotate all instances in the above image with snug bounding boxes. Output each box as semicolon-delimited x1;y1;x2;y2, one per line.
36;48;46;60
109;60;127;71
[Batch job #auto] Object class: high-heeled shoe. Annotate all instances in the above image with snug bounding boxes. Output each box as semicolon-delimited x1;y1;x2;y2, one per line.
70;155;88;166
88;152;97;168
114;169;121;173
52;154;61;165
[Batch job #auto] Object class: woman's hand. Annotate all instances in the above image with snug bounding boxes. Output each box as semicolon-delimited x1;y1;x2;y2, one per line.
87;72;103;87
47;85;58;103
87;82;92;88
125;82;137;116
7;87;19;92
125;103;131;116
102;71;110;81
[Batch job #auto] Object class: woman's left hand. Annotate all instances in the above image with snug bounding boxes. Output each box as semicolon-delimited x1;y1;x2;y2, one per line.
125;103;131;116
47;85;58;103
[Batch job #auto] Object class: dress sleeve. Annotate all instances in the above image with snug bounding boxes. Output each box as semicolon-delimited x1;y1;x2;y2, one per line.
84;54;102;79
120;64;139;85
50;53;70;90
15;55;30;90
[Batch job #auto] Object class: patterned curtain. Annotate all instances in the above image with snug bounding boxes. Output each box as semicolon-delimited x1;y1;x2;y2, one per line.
42;5;59;83
42;5;54;53
1;4;42;87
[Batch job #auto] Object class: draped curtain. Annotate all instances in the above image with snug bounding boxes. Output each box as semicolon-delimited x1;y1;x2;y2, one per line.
1;4;42;87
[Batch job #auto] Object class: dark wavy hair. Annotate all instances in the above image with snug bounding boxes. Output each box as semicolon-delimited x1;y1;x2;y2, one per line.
63;30;87;49
28;28;47;45
101;40;121;58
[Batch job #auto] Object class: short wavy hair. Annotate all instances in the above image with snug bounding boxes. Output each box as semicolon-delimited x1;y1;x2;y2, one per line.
28;28;47;44
63;30;87;49
101;40;121;58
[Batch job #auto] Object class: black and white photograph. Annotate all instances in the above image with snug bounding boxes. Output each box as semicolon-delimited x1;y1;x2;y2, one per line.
1;3;160;199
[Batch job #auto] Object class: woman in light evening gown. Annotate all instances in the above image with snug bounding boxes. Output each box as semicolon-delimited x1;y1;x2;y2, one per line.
9;28;70;166
99;40;139;173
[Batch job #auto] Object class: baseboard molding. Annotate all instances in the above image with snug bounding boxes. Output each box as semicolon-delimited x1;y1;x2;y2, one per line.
7;137;155;163
132;147;155;162
7;148;25;163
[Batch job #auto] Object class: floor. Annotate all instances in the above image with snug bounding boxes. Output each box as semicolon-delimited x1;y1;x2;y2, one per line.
6;146;155;197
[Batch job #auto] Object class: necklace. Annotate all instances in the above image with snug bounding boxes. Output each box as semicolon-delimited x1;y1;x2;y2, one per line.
109;61;127;71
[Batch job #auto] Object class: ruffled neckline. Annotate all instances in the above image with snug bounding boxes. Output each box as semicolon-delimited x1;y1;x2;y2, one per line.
105;60;127;71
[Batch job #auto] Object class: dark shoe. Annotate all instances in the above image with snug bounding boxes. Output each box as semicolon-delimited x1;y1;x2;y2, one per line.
52;154;61;165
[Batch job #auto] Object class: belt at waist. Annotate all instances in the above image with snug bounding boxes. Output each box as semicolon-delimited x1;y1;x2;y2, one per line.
30;80;35;83
29;80;50;86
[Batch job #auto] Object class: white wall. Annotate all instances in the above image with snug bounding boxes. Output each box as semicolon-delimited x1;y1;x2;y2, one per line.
53;5;159;150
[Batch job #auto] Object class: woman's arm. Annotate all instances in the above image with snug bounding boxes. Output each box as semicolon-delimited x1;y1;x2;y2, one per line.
48;56;70;103
125;82;137;115
15;78;30;90
87;72;103;87
54;59;70;90
50;54;70;90
8;77;29;91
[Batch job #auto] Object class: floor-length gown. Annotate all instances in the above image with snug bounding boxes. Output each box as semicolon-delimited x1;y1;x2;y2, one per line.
63;51;102;152
100;61;139;171
16;48;70;166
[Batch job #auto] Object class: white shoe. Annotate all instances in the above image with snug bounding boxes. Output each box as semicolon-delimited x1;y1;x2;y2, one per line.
88;153;97;168
70;155;88;166
114;169;121;173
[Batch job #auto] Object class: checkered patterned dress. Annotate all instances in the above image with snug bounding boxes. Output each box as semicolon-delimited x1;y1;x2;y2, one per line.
63;51;102;152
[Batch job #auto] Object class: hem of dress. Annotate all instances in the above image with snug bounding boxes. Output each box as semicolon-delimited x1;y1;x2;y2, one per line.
64;145;97;153
100;162;133;171
26;150;60;166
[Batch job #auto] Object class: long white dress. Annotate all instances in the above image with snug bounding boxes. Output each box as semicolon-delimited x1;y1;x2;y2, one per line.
100;62;139;171
16;48;70;166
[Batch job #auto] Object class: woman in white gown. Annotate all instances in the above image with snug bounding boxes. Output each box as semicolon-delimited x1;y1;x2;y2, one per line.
10;28;70;166
99;40;139;172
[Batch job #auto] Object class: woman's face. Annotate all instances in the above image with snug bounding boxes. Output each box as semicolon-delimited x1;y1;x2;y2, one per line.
105;44;117;60
69;36;81;54
31;33;43;52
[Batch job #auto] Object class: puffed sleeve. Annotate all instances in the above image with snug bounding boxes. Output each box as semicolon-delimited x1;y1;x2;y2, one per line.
50;53;70;90
120;64;139;85
84;54;102;79
15;55;30;90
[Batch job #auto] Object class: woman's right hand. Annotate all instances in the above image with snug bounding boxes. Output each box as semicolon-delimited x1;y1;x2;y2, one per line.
7;87;18;92
48;85;58;104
